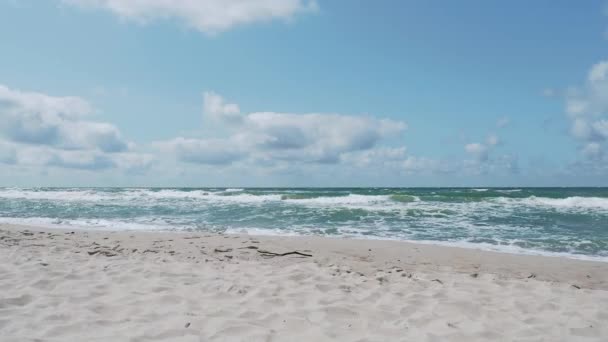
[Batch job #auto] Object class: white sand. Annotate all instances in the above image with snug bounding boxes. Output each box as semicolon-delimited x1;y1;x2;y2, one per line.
1;224;607;341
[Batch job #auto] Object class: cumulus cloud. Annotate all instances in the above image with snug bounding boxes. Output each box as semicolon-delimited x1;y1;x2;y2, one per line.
566;60;608;118
0;84;154;174
462;132;516;175
562;59;608;168
158;91;408;165
64;0;318;34
203;91;243;123
464;133;500;162
0;84;129;153
244;112;405;162
588;61;608;82
3;140;155;172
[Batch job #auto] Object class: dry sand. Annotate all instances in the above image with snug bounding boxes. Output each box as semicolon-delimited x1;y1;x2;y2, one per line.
1;223;607;341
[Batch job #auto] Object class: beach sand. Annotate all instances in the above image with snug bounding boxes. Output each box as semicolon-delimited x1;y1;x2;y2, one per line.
1;224;607;341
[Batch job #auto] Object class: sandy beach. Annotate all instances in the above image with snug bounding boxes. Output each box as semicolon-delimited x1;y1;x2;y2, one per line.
1;224;607;341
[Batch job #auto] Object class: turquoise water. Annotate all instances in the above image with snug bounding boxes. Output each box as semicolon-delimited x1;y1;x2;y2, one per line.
0;187;607;260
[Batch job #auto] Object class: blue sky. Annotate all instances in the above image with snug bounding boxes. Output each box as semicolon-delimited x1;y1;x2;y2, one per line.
0;0;607;187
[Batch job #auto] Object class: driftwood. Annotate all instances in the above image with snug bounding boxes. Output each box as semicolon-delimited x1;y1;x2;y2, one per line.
88;249;117;257
257;249;312;258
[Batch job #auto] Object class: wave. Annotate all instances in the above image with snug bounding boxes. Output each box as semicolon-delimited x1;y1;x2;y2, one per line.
280;194;389;206
495;196;608;211
0;188;115;202
1;188;607;212
280;192;349;200
1;187;606;261
0;217;178;231
496;189;522;193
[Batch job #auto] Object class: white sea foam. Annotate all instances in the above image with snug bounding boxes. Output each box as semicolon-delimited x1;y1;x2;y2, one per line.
2;188;607;213
224;227;608;262
0;217;178;231
0;188;105;201
495;196;608;211
208;193;282;203
404;239;608;262
496;189;522;193
282;194;388;205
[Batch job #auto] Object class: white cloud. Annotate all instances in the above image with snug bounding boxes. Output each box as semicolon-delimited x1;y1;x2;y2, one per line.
465;142;489;161
203;91;243;123
566;60;608;117
464;133;503;164
0;84;129;153
244;111;405;162
588;61;608;82
562;59;608;168
0;84;154;174
3;140;155;172
159;91;408;165
64;0;318;34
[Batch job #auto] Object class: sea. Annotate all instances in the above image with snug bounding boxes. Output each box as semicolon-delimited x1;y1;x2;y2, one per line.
0;187;606;261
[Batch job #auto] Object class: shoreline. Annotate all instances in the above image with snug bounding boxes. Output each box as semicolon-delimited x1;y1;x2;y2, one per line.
3;223;608;288
1;223;608;341
3;220;608;264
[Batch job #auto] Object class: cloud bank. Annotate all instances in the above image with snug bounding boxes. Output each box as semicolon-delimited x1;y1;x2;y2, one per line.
157;91;407;166
0;84;529;185
0;84;151;172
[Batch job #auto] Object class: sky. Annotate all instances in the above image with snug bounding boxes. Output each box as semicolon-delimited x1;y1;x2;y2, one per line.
0;0;607;187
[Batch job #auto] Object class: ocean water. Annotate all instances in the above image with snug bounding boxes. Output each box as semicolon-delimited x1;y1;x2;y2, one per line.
0;187;607;261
